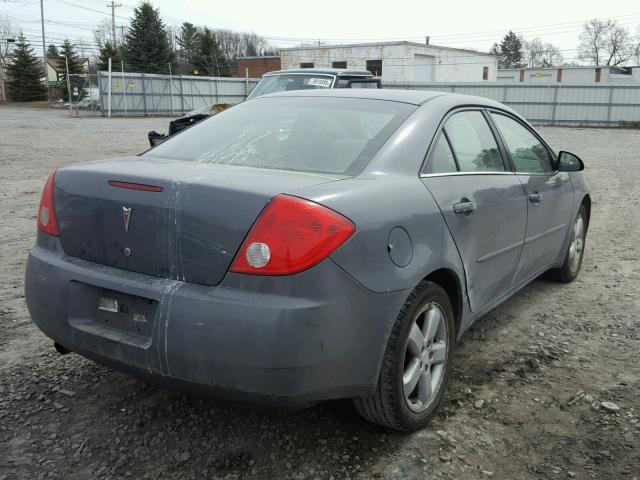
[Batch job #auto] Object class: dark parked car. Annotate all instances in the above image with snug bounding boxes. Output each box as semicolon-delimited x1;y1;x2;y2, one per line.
27;89;590;431
147;68;381;146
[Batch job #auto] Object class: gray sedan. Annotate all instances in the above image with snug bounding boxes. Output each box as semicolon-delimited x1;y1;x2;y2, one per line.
25;89;590;431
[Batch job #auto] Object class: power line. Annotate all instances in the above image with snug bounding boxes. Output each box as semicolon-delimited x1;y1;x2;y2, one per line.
51;0;129;21
7;2;640;65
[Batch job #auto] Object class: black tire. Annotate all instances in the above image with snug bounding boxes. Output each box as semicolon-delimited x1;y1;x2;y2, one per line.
546;205;588;283
354;281;455;431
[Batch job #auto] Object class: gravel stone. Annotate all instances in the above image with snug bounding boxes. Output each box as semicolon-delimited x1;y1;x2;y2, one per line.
601;401;621;413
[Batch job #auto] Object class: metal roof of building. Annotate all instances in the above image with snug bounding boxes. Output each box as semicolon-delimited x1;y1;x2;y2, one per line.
263;68;374;77
279;41;496;57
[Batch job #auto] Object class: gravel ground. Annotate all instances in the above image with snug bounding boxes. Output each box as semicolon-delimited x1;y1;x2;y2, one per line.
1;106;639;480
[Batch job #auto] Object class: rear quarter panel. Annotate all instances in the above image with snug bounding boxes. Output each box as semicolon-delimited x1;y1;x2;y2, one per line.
290;95;505;330
299;174;467;298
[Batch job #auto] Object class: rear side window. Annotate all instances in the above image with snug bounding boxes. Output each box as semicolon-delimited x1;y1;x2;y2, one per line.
426;134;457;174
146;97;416;175
491;113;554;174
444;111;504;172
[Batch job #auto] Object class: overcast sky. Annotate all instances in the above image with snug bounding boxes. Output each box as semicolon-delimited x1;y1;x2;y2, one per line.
3;0;640;62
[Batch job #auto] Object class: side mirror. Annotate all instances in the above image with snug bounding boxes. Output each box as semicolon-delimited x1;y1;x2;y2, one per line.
557;151;584;172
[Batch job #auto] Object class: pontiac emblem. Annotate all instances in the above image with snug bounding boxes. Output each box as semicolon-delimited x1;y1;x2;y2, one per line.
122;206;132;234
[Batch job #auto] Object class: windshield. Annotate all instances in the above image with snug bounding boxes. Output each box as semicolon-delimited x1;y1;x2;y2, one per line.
246;74;335;99
146;97;416;175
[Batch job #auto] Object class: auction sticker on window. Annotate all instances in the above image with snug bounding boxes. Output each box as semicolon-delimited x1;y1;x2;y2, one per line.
307;78;332;88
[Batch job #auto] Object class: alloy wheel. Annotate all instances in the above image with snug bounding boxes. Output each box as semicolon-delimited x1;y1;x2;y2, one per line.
402;302;448;413
568;214;585;273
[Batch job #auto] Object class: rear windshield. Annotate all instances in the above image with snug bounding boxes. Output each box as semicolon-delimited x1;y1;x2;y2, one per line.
246;74;335;99
146;97;416;175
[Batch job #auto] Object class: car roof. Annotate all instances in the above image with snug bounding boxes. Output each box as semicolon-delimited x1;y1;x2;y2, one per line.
264;68;374;77
257;88;509;109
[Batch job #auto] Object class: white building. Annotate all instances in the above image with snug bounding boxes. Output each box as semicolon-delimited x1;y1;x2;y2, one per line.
46;58;89;87
497;66;640;84
279;41;498;83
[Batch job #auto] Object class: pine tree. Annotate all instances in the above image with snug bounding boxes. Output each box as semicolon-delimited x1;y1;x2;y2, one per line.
6;34;47;102
46;44;60;59
177;22;198;67
123;1;175;73
193;27;230;77
97;41;122;71
497;31;524;69
59;40;85;102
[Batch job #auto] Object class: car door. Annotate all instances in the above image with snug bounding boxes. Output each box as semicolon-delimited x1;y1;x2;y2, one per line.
421;110;528;313
489;112;574;286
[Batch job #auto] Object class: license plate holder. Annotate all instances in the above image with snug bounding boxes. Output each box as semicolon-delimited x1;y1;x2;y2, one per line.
68;282;157;338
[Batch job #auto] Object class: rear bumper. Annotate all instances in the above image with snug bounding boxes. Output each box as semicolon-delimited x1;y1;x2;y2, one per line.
25;237;409;408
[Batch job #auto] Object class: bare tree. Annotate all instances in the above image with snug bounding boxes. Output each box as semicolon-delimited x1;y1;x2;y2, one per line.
603;21;634;65
0;15;21;99
242;32;262;57
578;19;607;65
93;18;114;49
1;15;21;67
524;38;563;67
166;25;176;50
213;29;242;59
212;29;274;59
578;19;634;65
632;25;640;64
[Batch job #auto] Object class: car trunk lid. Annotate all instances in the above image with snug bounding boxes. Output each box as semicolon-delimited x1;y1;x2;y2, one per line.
54;157;342;286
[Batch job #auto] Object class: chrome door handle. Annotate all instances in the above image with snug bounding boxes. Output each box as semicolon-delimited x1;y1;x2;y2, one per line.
453;200;476;214
528;192;542;203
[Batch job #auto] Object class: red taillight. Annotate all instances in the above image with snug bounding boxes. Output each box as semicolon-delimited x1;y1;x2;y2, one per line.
37;170;60;236
230;195;355;276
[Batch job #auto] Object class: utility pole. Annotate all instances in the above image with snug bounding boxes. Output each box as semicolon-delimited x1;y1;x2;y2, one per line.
40;0;47;64
65;55;72;115
107;1;122;45
40;0;49;99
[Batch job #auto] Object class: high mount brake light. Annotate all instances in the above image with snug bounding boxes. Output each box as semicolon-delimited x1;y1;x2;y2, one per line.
230;195;355;276
108;180;164;192
37;170;60;236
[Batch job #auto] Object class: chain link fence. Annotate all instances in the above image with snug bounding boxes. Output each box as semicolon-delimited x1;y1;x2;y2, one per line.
65;73;101;115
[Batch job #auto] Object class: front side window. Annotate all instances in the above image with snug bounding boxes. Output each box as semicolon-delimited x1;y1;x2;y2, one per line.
491;113;554;174
146;97;416;175
443;111;504;172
